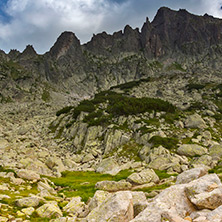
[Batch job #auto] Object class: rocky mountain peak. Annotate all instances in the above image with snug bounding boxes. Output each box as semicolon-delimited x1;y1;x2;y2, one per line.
20;45;37;59
49;31;82;60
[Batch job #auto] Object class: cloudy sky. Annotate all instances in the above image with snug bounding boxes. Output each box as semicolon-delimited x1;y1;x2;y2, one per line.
0;0;221;54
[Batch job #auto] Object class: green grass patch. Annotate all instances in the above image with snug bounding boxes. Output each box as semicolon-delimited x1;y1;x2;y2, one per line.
134;183;171;193
149;136;179;150
154;169;177;180
48;170;132;202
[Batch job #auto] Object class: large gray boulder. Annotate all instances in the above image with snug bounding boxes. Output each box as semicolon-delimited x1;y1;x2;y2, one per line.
131;191;148;217
206;205;222;222
185;114;207;129
36;203;63;218
132;173;222;222
63;196;85;216
185;174;222;210
96;158;121;175
17;169;40;181
177;144;208;157
87;190;112;212
209;145;222;158
15;196;40;208
127;168;159;185
176;167;208;184
87;191;134;222
131;183;196;222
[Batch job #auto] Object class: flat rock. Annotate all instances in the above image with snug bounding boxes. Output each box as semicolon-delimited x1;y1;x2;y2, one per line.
185;174;222;210
185;114;207;129
131;191;148;217
21;207;35;216
36;203;63;218
15;196;40;208
177;144;208;157
88;190;112;212
96;158;121;175
63;196;85;216
209;145;222;158
17;169;40;181
95;180;132;192
127;168;159;185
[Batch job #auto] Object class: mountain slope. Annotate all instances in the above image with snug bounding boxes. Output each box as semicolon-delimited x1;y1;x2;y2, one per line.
0;7;222;104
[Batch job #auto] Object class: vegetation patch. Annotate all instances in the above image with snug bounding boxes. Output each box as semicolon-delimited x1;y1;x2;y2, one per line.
186;83;205;92
67;90;176;127
149;136;179;150
110;77;151;92
154;169;177;180
56;106;74;116
134;183;171;194
48;170;132;202
105;141;142;161
42;89;51;102
166;62;186;72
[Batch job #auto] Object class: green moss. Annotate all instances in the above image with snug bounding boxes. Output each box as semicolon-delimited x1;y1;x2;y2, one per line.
48;170;132;203
137;126;155;135
149;136;179;150
162;112;181;124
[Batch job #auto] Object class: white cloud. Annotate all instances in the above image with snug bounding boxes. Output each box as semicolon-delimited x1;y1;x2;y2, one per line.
0;0;126;53
0;0;221;53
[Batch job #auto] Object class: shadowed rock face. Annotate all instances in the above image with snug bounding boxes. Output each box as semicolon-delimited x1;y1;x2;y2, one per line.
85;7;222;57
49;31;83;60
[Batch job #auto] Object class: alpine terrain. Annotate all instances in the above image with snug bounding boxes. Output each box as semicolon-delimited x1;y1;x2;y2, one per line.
1;7;222;222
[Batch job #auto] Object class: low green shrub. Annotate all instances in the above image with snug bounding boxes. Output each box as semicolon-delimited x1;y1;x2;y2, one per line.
72;100;96;119
56;106;74;116
149;136;179;150
107;96;175;116
186;83;205;91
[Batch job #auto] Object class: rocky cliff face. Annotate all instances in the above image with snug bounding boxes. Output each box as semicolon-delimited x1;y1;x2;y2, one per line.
1;7;222;104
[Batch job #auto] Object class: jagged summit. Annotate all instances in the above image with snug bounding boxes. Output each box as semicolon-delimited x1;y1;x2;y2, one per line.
49;31;82;60
20;45;37;59
1;7;222;103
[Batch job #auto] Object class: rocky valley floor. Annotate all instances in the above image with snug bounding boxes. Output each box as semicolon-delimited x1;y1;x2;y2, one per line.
1;72;222;221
